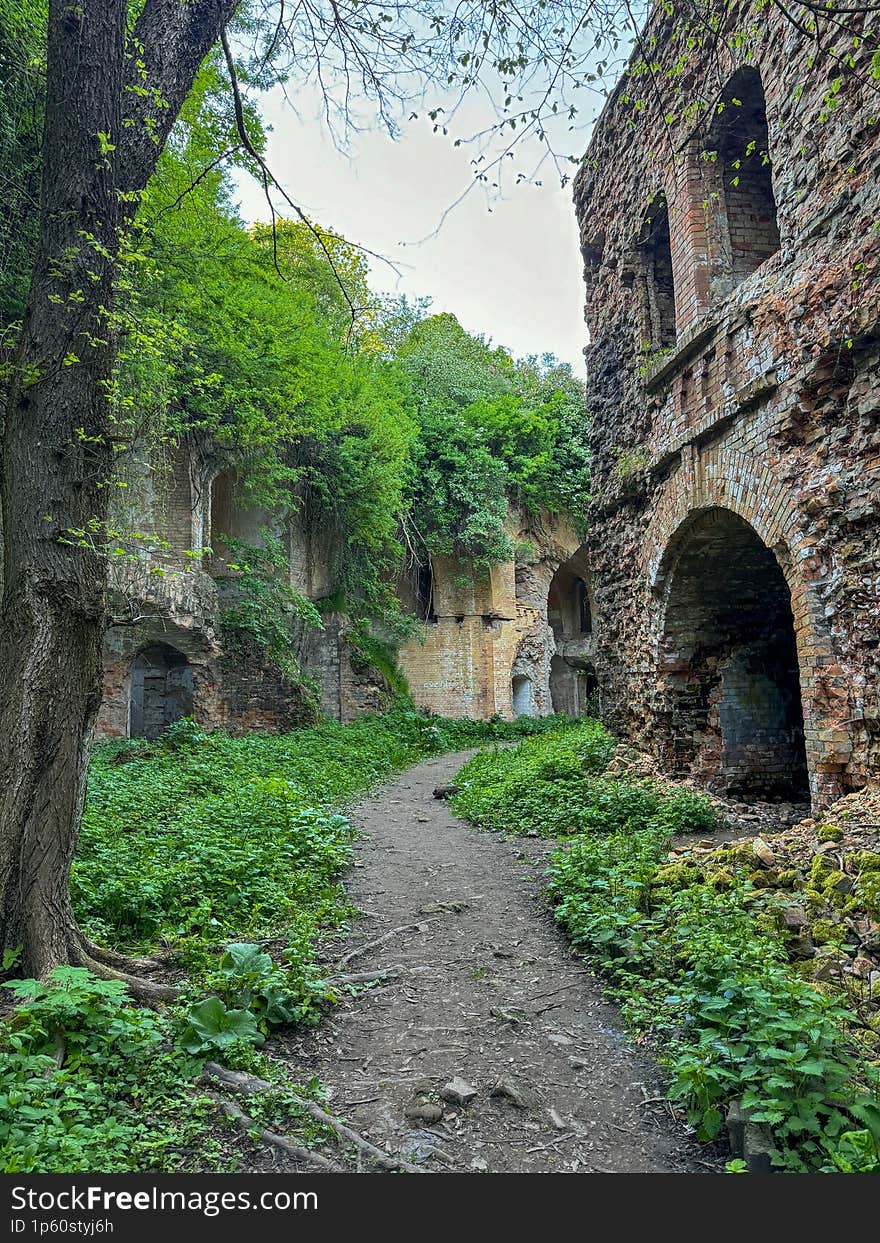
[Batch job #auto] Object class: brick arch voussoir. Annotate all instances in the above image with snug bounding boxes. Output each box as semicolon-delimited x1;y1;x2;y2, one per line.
643;452;847;805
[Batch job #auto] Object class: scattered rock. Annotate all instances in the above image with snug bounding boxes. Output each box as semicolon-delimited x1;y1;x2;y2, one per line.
440;1077;478;1107
489;1076;530;1109
403;1100;444;1124
782;905;810;931
549;1108;567;1130
752;839;776;868
812;952;840;982
789;928;815;960
852;956;874;979
400;1130;446;1164
490;1007;530;1026
470;1156;489;1171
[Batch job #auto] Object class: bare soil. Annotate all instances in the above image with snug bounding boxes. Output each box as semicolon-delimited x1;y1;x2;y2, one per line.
275;749;720;1173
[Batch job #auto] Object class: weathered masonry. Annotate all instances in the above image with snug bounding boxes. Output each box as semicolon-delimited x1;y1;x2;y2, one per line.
397;512;596;720
95;448;590;738
575;4;880;808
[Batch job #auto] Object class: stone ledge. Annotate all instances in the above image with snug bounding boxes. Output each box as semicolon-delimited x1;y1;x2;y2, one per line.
644;313;720;392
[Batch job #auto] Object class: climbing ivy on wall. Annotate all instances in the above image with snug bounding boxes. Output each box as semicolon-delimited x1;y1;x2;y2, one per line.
398;314;591;566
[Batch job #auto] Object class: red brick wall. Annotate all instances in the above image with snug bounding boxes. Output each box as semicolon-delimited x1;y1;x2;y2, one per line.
574;4;880;807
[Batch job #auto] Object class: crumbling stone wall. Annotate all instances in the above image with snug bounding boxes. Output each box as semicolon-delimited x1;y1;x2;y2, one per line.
398;512;586;719
96;457;402;738
575;3;880;807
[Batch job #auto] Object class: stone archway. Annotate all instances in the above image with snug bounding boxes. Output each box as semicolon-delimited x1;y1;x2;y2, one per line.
129;643;194;739
654;507;808;799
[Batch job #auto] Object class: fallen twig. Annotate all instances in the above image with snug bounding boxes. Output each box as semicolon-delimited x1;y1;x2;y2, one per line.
204;1063;424;1175
329;966;401;986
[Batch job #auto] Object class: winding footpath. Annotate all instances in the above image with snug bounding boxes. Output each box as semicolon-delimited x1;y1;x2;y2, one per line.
279;749;714;1173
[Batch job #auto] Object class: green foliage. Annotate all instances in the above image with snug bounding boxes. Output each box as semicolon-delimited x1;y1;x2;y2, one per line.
347;619;413;705
180;940;332;1057
0;0;45;330
75;711;567;964
453;721;713;838
179;996;264;1056
2;709;564;1173
115;69;415;629
455;725;880;1170
396;314;591;565
0;968;216;1173
217;531;323;695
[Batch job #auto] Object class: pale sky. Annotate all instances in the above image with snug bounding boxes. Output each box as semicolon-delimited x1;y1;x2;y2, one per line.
232;83;605;376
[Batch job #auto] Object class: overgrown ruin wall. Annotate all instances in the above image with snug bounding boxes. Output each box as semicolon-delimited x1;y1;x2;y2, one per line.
398;512;595;720
96;461;585;738
575;2;880;807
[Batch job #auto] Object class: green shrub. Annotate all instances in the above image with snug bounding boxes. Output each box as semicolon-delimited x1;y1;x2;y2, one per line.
453;721;877;1172
452;722;715;839
548;834;880;1172
0;969;214;1173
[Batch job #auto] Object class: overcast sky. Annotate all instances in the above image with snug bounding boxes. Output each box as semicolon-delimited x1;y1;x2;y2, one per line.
232;83;603;376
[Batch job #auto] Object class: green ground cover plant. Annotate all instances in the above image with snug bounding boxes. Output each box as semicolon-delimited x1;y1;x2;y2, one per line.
454;723;880;1172
1;709;565;1172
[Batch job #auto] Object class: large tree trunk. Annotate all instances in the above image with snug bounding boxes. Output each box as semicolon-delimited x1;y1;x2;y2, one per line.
0;0;238;991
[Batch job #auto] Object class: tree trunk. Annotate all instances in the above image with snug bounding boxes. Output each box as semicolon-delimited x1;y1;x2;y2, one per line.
0;0;238;991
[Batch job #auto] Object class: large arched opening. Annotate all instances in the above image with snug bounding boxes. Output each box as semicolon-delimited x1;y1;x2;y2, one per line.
656;508;808;800
129;643;194;739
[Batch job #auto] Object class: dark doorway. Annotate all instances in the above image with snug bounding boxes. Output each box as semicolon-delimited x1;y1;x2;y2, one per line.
658;509;808;799
129;644;194;739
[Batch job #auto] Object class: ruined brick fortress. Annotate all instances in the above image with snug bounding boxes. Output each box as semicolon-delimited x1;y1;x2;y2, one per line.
96;4;880;815
95;445;596;741
575;3;880;809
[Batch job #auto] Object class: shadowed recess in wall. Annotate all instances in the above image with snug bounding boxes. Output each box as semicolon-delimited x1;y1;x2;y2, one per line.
129;644;194;740
656;508;808;800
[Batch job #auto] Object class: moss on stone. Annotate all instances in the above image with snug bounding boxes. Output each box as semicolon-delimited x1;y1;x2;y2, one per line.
811;918;844;946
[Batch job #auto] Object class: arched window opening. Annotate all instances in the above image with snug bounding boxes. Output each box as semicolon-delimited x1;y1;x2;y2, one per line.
208;471;234;568
511;674;534;717
416;561;437;622
657;509;808;800
575;579;592;636
547;551;592;644
129;644;193;740
636;191;676;349
707;68;780;292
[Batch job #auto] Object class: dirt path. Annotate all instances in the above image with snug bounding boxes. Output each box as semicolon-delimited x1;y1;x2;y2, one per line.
278;749;715;1173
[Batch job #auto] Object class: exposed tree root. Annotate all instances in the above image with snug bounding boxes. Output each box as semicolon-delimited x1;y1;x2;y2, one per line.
69;937;177;1003
204;1063;424;1175
335;923;426;970
80;937;171;974
204;1092;344;1172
